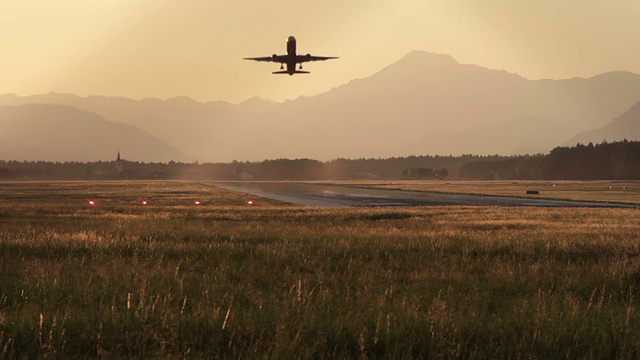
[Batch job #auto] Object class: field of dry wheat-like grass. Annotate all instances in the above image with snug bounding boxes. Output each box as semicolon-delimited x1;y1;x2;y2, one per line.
1;180;639;358
329;179;640;205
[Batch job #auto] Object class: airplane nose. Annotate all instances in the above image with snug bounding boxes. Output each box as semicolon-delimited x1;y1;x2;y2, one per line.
287;36;296;42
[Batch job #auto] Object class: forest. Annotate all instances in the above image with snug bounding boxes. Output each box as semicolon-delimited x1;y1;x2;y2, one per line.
459;140;640;180
0;140;638;180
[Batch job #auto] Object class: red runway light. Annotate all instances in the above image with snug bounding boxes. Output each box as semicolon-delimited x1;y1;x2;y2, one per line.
88;200;96;206
247;200;254;205
194;201;201;206
141;200;149;206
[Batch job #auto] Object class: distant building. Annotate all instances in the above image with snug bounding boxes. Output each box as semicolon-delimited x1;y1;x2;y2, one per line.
115;151;124;173
238;171;253;180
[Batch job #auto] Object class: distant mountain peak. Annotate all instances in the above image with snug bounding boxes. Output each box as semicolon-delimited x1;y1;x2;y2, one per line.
166;96;201;106
239;96;275;106
371;50;525;83
379;51;459;75
588;71;640;81
238;96;279;113
400;50;459;65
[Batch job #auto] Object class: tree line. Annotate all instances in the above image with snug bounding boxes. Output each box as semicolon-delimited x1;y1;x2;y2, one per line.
459;140;640;180
1;140;638;180
0;155;473;180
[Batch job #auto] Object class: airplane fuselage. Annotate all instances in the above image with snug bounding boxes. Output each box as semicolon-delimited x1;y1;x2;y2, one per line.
284;36;299;75
287;36;297;57
244;36;337;75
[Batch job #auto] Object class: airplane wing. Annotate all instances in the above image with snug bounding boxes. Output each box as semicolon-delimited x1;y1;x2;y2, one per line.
243;55;288;64
296;55;339;63
273;70;310;75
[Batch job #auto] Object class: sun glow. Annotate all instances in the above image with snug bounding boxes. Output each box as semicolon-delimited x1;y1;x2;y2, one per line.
1;1;640;101
0;1;151;96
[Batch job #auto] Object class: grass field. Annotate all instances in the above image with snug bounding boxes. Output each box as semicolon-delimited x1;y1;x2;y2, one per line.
1;180;640;358
325;180;640;205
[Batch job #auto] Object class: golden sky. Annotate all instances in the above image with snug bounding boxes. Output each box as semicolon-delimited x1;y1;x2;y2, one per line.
1;0;640;103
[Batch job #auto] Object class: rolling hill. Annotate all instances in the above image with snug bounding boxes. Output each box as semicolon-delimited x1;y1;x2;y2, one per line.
0;104;188;162
567;100;640;145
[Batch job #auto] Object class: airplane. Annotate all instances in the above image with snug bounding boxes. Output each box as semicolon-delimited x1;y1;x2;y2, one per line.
244;36;338;75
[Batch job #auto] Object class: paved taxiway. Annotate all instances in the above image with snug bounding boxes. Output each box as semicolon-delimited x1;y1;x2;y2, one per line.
208;182;638;208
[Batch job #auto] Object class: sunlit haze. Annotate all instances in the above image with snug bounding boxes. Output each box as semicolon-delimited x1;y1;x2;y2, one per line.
2;0;640;103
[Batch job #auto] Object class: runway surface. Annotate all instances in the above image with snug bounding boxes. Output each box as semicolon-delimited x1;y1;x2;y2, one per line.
208;182;638;208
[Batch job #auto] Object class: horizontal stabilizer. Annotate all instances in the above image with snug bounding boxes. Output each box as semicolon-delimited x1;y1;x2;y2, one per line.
272;70;310;75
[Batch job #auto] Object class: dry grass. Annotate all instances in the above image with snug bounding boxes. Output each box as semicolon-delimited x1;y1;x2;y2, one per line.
325;179;640;205
0;180;639;358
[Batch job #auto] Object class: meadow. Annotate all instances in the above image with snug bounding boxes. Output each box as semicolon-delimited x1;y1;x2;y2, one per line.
1;180;640;358
329;180;640;205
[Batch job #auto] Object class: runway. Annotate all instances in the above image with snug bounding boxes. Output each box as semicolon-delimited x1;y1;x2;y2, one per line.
208;182;638;208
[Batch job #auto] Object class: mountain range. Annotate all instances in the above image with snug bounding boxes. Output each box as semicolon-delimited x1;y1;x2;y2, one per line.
0;104;187;162
568;99;640;146
1;51;640;162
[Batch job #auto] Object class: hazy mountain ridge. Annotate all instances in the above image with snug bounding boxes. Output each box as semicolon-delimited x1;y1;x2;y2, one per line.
235;51;640;159
0;104;188;162
567;99;640;145
2;51;640;161
0;93;249;160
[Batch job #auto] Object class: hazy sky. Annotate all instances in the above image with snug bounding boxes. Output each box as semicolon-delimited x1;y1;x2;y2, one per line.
2;0;640;103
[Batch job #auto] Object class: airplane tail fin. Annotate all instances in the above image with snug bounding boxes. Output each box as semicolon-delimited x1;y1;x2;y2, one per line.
272;70;310;75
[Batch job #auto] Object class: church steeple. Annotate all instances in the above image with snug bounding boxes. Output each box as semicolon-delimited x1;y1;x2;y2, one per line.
115;150;124;173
